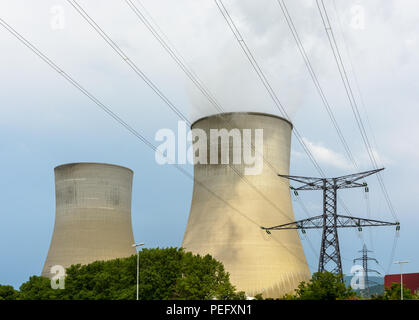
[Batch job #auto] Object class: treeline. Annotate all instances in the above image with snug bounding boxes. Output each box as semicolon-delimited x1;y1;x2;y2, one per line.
0;247;246;300
1;247;417;300
279;272;419;300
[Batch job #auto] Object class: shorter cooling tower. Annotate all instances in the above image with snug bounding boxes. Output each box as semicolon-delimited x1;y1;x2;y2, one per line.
42;163;136;277
182;112;311;298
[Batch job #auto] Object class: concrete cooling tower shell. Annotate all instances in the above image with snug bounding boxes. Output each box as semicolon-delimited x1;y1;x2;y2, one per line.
182;112;311;298
42;163;136;277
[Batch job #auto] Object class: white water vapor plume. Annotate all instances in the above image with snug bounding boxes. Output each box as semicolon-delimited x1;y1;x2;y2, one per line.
178;0;318;122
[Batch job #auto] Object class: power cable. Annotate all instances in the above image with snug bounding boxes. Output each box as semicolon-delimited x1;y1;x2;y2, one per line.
276;0;371;249
215;0;326;178
317;0;400;272
67;0;302;225
67;0;191;126
0;16;317;270
316;0;399;223
215;0;365;268
276;0;359;171
124;0;292;181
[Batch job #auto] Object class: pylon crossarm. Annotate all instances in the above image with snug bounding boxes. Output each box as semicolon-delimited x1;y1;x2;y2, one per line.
278;174;324;190
262;214;398;232
334;215;399;228
366;269;381;275
334;168;384;188
354;257;379;263
278;168;385;191
261;215;325;231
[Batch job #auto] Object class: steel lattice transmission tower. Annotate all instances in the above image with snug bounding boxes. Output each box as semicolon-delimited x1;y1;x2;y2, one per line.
262;168;399;276
353;244;380;297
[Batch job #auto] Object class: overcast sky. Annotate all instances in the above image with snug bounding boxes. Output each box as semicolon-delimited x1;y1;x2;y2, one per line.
1;0;418;288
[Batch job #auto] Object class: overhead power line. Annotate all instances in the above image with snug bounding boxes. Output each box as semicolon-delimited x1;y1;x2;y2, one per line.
275;0;368;246
214;0;325;178
331;0;387;251
0;16;316;270
214;0;369;267
214;0;366;226
66;0;298;225
125;0;224;114
276;0;359;172
315;0;399;222
127;0;354;251
66;0;191;126
124;0;285;177
126;0;326;259
71;0;325;264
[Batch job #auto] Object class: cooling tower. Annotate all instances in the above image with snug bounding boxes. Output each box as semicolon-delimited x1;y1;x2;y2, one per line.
42;163;136;277
182;112;311;298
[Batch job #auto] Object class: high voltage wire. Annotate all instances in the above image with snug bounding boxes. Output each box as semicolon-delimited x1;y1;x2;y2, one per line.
125;0;326;231
214;0;365;224
69;0;326;267
215;0;398;273
125;0;223;114
123;0;322;259
0;16;316;270
331;0;382;168
331;0;383;251
216;0;393;270
71;0;321;265
316;0;400;271
67;0;303;227
66;0;191;126
215;0;326;178
214;0;366;267
2;1;314;266
276;0;359;172
124;0;283;177
316;0;399;223
275;0;366;249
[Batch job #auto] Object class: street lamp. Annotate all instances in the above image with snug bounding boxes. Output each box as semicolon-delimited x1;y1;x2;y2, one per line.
394;260;409;300
132;243;145;301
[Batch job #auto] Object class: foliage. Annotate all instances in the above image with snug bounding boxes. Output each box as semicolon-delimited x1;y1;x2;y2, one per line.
283;272;357;300
253;293;264;300
18;276;63;300
5;247;245;300
0;285;19;300
383;283;417;300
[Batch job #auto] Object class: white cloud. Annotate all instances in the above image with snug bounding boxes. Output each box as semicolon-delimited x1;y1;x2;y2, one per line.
300;138;353;170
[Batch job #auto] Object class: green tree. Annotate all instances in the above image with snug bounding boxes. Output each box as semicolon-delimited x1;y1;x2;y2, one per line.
18;276;63;300
285;272;357;300
383;282;416;300
15;247;245;300
0;285;19;300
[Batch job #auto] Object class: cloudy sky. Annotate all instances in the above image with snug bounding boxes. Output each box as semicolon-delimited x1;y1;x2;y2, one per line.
1;0;418;288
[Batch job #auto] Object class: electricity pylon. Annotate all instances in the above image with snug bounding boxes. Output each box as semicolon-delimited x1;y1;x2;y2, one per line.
261;168;400;277
353;244;380;297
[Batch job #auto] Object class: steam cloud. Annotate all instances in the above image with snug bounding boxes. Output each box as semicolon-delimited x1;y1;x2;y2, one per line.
182;0;320;123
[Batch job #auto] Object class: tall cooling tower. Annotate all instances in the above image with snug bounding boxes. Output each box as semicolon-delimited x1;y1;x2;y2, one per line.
42;163;136;277
182;112;311;298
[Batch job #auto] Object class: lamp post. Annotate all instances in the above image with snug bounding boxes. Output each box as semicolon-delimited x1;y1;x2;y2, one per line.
394;260;409;300
132;243;145;300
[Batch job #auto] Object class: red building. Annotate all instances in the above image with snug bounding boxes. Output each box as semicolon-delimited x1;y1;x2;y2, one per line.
385;273;419;294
